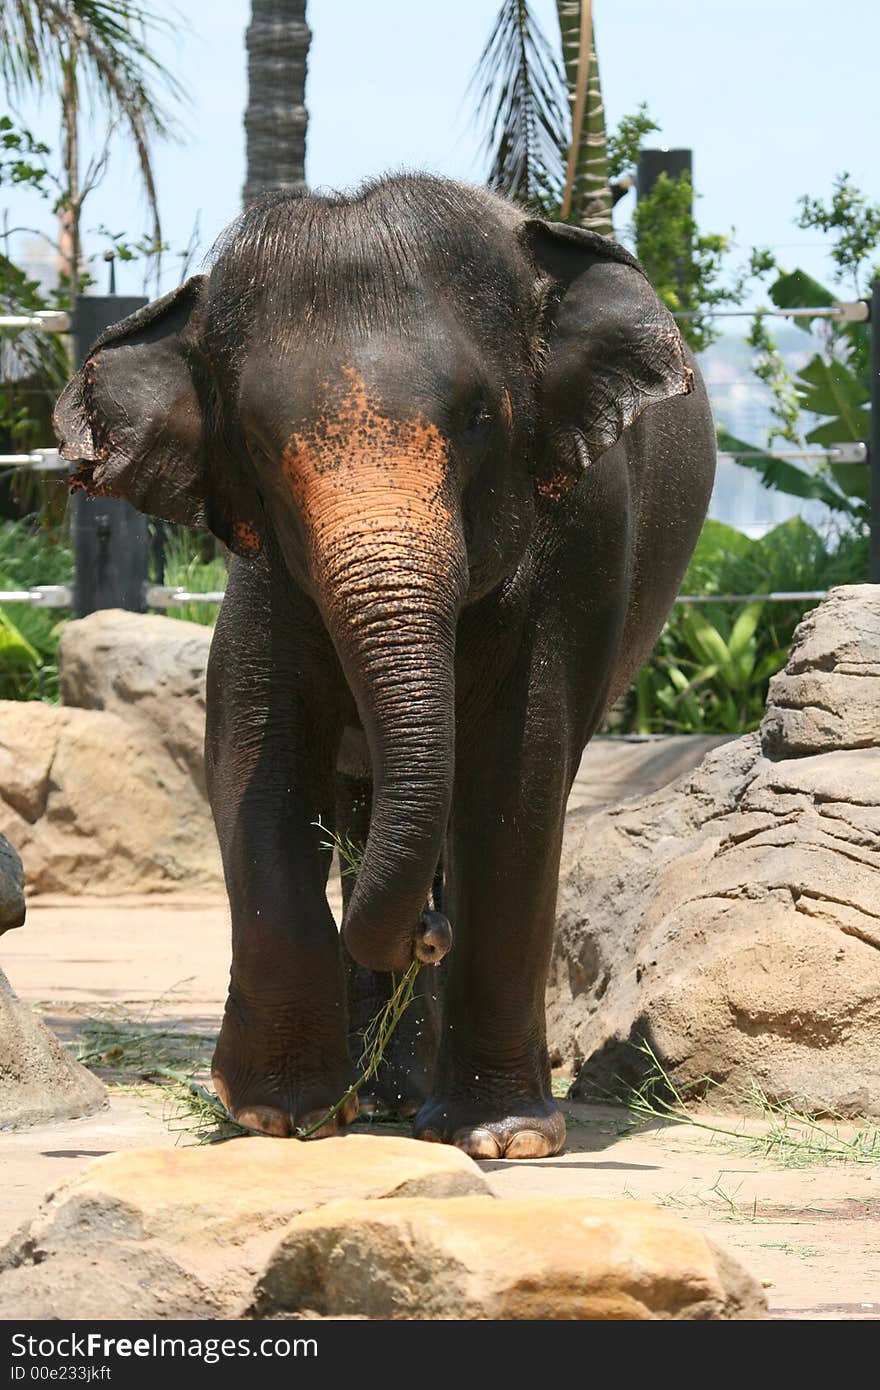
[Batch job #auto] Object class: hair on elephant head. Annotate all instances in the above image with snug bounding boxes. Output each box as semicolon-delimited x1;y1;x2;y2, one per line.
54;174;692;975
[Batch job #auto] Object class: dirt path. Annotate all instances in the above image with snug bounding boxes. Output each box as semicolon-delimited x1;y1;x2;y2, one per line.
3;895;879;1321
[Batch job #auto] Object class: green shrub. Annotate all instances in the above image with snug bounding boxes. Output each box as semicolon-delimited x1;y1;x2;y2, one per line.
628;517;867;735
0;519;73;700
159;525;225;627
0;520;225;700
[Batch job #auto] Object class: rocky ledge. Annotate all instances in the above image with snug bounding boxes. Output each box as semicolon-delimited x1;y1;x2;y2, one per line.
547;585;880;1116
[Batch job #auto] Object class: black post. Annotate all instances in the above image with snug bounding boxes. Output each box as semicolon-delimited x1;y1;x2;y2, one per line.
636;148;693;300
871;279;880;584
636;147;693;202
69;294;149;618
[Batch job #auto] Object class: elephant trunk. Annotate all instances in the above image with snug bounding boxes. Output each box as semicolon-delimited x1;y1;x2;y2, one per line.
300;443;467;974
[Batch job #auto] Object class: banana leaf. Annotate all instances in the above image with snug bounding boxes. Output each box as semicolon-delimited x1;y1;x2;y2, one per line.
716;428;854;514
769;268;834;333
0;608;41;668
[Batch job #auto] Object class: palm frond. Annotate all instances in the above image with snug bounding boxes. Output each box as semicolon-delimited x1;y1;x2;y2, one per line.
471;0;569;208
0;1;183;262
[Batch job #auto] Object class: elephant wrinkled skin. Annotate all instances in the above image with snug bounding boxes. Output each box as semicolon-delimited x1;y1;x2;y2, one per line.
54;176;715;1157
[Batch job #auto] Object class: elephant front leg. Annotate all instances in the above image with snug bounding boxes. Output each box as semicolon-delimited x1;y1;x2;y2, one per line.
414;680;571;1159
206;592;357;1139
210;811;358;1139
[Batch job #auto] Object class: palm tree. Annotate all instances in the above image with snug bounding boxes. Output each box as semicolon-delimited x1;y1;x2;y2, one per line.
243;0;310;205
556;1;611;233
472;0;612;233
0;1;180;293
471;0;568;209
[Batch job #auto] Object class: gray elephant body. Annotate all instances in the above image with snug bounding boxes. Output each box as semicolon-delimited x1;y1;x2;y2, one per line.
55;176;715;1155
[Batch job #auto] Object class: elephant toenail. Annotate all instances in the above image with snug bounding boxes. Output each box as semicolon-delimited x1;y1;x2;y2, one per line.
294;1108;340;1140
504;1129;552;1159
236;1106;291;1137
418;1128;443;1144
414;909;452;964
454;1127;502;1159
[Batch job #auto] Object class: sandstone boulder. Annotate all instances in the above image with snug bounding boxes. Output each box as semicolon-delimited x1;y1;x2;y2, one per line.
761;586;880;756
0;965;106;1129
0;832;24;932
0;1134;490;1320
548;585;880;1116
251;1196;766;1320
0;699;221;894
59;609;213;794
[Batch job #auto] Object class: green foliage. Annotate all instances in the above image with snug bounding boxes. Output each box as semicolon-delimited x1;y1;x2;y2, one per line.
0;116;69;520
745;313;802;447
626;1040;880;1166
159;525;225;627
738;175;877;524
718;427;859;517
635;599;785;735
90;223;167;266
0;250;70;456
606;102;659;181
0;0;183;277
0;113;50;193
0;519;72;700
0;519;228;704
629;518;866;735
632;172;743;353
796;172;880;294
0;117;72;459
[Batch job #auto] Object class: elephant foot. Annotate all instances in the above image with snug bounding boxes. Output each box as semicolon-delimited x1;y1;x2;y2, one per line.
355;1049;432;1120
414;1093;565;1159
346;958;443;1120
350;1024;434;1119
211;989;358;1139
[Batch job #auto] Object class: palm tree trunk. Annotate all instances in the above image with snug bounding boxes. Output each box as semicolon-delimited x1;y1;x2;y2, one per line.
59;37;81;295
243;0;311;205
556;1;612;234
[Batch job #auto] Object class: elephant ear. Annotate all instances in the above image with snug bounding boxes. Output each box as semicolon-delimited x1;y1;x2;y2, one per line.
53;276;265;558
520;219;694;502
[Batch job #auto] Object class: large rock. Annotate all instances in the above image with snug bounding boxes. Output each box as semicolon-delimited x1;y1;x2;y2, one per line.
59;609;213;794
0;832;24;931
0;1135;491;1320
0;701;221;894
761;586;880;755
0;965;106;1129
0;611;221;894
251;1196;766;1320
0;835;101;1127
548;585;880;1116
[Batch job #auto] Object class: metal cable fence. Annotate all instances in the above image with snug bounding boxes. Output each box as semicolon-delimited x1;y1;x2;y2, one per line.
0;290;876;614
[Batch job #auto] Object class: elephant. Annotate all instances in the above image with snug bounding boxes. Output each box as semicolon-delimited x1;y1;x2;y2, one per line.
53;174;715;1159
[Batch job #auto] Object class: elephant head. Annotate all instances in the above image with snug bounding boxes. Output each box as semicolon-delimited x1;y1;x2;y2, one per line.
53;177;692;974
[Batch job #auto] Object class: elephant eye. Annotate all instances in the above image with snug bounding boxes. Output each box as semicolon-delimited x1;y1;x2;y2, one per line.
247;437;274;468
462;400;492;439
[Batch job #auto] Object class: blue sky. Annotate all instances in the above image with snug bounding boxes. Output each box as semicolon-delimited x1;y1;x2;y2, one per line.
4;0;879;302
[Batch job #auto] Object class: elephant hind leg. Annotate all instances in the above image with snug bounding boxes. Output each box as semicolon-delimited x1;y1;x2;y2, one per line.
336;769;443;1117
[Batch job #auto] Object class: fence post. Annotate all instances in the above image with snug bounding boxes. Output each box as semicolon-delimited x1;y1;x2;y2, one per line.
636;147;693;202
871;278;880;584
69;294;150;618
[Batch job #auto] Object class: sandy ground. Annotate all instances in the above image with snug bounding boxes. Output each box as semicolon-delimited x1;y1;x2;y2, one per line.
2;738;878;1322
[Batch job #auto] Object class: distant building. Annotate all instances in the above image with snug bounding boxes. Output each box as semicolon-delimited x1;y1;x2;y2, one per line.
16;236;58;296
